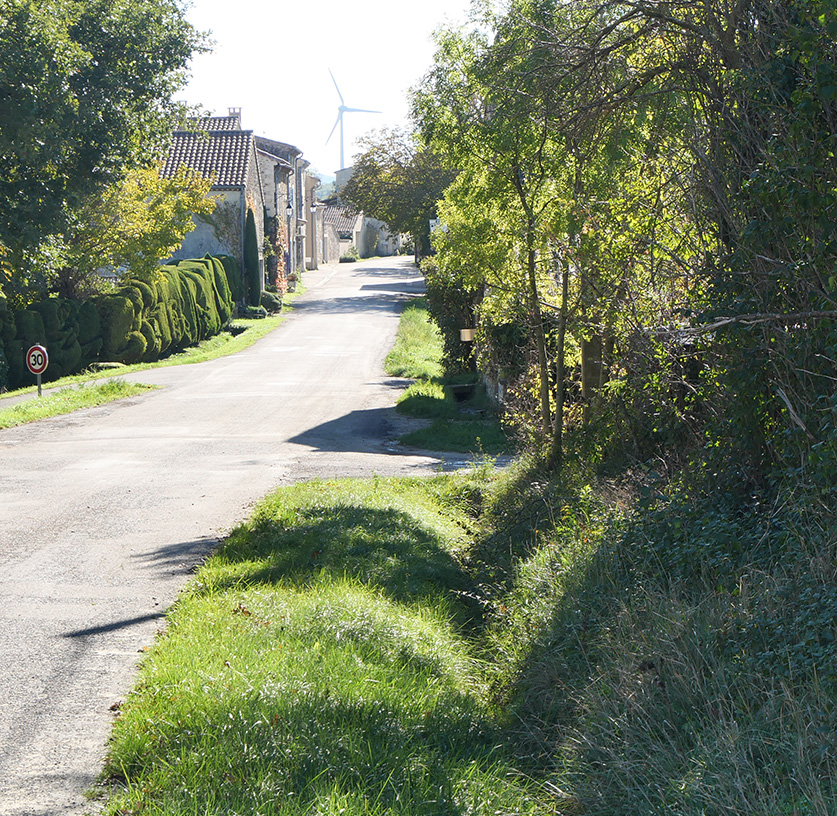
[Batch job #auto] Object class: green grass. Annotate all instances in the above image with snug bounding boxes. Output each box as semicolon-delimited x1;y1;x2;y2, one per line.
401;419;510;455
386;298;512;455
102;476;550;815
100;448;837;815
384;297;444;381
0;380;154;428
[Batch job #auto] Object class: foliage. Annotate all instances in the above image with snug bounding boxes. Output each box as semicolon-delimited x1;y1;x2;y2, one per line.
420;257;480;375
50;165;216;300
341;128;457;258
339;245;360;263
0;0;204;258
0;256;235;386
241;207;261;307
259;291;283;313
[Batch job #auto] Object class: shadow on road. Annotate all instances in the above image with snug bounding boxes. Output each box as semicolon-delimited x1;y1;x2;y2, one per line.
63;612;165;639
131;537;218;577
291;289;421;316
288;407;399;453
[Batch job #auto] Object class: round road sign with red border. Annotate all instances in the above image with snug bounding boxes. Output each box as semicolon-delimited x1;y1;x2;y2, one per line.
26;345;49;375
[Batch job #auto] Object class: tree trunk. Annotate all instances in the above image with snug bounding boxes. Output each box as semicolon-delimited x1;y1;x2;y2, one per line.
550;253;570;466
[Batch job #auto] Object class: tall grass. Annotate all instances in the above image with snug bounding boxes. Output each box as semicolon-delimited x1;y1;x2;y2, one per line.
102;477;550;815
384;297;444;381
474;463;837;816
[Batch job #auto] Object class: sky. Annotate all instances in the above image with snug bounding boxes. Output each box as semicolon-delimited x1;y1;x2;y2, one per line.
177;0;475;179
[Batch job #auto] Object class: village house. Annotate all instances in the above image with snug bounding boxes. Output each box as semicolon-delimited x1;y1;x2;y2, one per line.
162;109;266;304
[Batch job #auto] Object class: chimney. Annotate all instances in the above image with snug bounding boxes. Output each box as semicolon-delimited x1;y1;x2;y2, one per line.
228;107;242;127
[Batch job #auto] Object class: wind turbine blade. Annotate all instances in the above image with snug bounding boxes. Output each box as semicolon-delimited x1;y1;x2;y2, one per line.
328;68;345;105
326;112;341;145
343;107;381;115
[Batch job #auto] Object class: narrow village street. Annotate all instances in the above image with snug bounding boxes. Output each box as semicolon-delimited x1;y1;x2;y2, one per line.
0;256;453;815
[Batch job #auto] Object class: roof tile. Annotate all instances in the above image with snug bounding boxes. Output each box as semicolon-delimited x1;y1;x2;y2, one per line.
162;128;253;188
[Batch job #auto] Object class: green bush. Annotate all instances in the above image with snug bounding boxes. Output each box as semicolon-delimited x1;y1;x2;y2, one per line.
0;307;19;389
95;292;140;362
139;319;161;362
76;301;102;367
206;255;234;324
260;291;283;313
31;298;82;379
217;255;243;304
0;255;236;387
421;257;481;375
340;245;360;263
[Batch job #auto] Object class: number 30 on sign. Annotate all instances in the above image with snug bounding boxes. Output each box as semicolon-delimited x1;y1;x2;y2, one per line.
26;345;49;376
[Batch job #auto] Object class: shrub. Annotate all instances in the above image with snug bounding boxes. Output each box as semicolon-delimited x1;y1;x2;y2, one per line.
0;343;7;392
340;245;360;263
206;255;234;324
421;257;481;375
217;254;243;304
0;255;237;387
76;301;102;367
260;291;283;313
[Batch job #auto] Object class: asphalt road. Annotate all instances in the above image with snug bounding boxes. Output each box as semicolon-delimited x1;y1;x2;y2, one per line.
0;257;459;815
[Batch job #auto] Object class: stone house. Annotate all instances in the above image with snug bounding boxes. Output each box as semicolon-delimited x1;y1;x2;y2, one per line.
162;109;266;304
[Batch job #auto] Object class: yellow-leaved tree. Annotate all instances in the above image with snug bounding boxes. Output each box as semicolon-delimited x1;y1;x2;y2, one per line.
52;164;217;299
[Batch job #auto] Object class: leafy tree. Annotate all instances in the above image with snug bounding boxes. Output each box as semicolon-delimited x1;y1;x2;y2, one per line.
0;0;203;258
341;128;457;260
414;0;710;462
51;165;217;299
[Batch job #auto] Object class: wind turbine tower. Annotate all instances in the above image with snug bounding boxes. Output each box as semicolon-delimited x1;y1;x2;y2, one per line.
327;69;380;170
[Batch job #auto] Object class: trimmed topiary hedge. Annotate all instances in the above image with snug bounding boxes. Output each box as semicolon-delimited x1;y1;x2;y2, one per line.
0;255;240;391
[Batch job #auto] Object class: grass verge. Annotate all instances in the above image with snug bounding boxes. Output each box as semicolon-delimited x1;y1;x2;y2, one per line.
101;475;550;815
100;456;837;815
386;298;511;456
0;312;289;422
0;380;155;429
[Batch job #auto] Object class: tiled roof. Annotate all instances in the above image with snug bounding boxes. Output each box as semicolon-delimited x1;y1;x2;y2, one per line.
162;128;253;189
191;115;241;132
255;135;302;160
323;204;358;235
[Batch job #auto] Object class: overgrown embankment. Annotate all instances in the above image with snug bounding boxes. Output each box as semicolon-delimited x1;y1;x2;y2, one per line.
102;475;549;814
101;457;836;815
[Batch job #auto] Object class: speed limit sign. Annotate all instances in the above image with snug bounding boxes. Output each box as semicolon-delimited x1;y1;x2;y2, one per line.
26;345;49;375
26;345;48;396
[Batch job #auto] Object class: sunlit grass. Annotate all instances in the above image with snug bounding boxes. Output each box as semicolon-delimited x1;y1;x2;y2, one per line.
102;476;548;815
384;297;444;381
0;380;155;428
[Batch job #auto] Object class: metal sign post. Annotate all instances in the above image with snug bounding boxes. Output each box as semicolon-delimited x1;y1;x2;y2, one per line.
26;345;48;396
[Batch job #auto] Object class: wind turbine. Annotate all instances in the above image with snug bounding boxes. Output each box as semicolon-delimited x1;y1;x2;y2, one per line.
326;69;380;170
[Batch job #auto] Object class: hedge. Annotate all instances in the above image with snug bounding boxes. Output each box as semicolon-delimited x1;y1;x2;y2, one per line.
0;255;239;391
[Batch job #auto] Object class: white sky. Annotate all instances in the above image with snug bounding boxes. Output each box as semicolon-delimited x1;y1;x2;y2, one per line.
177;0;474;178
